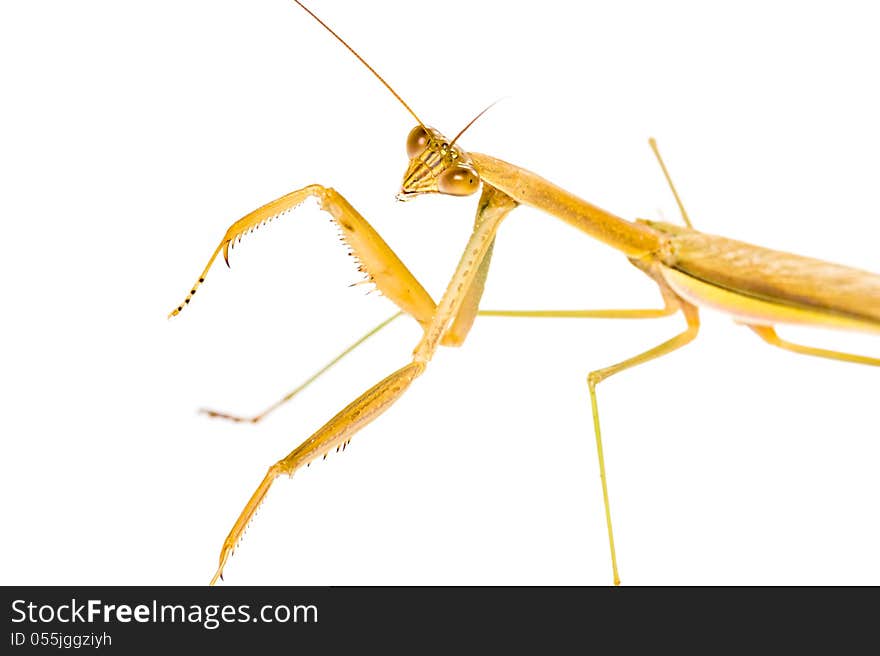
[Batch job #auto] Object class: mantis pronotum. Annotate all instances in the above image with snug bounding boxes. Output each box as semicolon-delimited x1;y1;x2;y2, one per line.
169;2;880;585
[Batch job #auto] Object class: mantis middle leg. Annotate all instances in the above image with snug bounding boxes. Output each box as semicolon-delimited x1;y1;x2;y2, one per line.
203;303;683;424
587;298;701;585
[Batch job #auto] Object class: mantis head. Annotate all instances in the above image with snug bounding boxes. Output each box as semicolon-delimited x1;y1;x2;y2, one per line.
290;1;487;202
398;125;480;200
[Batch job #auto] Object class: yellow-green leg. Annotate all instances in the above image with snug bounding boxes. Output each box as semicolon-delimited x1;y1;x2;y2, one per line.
587;302;700;585
749;325;880;366
479;307;676;319
201;312;404;423
202;305;679;424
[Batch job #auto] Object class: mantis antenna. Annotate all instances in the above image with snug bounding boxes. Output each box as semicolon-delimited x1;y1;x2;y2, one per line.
292;0;426;128
449;99;504;148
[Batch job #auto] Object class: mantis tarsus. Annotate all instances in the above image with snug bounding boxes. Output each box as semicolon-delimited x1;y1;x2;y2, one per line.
169;2;880;585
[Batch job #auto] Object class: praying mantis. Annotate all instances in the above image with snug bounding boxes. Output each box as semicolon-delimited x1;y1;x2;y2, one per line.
169;2;880;585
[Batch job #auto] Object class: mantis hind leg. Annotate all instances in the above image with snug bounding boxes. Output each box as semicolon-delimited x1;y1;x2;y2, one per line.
587;300;700;585
748;325;880;367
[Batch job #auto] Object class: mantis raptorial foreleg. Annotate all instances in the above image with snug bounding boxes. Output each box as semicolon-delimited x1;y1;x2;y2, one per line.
440;188;505;346
587;300;700;585
197;184;514;424
209;185;517;584
168;185;436;325
748;325;880;367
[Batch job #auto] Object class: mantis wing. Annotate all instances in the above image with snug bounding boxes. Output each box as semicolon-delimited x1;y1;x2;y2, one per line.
659;226;880;330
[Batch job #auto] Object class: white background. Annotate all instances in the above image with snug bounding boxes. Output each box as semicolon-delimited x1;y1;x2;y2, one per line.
1;1;878;586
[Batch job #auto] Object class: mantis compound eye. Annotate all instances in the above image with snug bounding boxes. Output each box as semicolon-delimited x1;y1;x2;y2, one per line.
438;165;480;196
406;125;430;158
